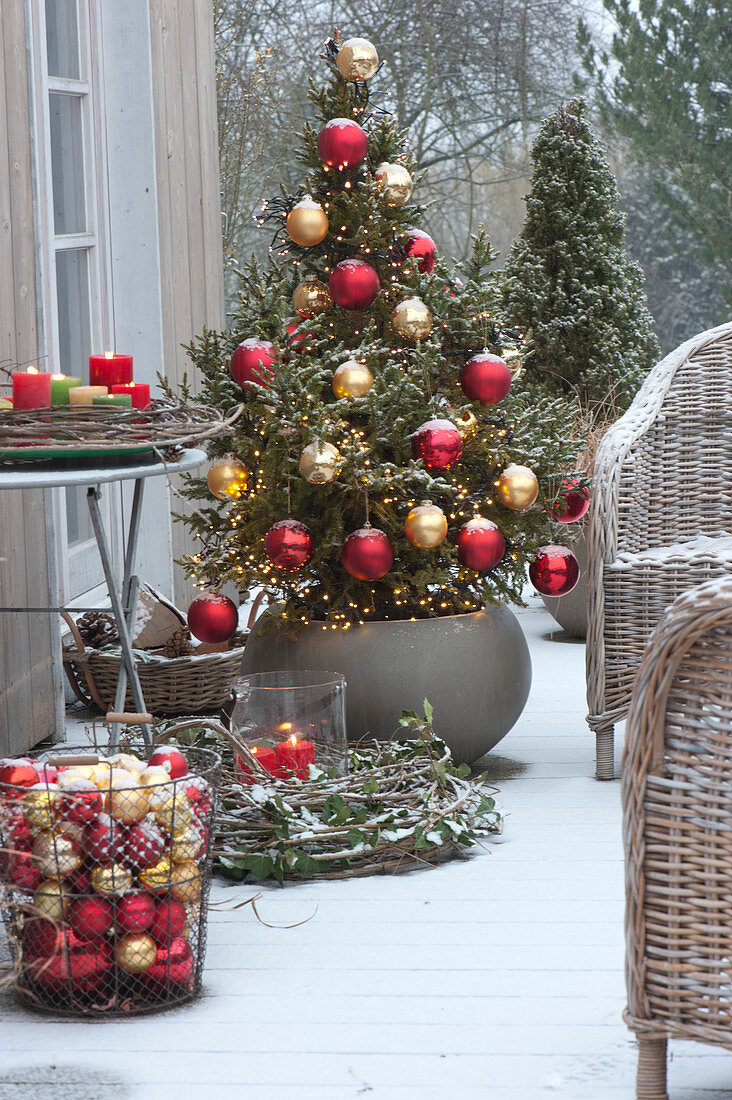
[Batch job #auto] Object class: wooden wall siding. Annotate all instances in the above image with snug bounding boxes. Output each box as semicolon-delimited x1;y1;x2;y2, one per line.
0;1;60;754
149;0;225;609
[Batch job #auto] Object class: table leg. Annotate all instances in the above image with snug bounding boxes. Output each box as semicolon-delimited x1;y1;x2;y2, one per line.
110;477;145;740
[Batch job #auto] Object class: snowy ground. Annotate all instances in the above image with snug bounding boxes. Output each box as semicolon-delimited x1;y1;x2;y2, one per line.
1;602;730;1099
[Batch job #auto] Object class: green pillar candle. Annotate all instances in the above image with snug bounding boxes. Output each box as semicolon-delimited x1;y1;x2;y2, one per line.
50;374;82;404
92;393;133;408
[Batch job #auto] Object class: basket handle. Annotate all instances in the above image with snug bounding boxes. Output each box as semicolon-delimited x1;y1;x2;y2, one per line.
246;589;272;630
61;610;86;658
60;611;110;712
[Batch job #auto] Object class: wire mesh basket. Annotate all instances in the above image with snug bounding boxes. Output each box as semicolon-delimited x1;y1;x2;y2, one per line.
0;741;220;1016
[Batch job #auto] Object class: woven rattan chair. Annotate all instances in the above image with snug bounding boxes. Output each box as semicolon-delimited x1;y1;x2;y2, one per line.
586;321;732;779
623;575;732;1099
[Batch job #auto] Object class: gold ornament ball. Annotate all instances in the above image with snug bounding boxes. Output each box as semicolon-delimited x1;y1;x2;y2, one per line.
375;162;413;206
32;831;81;879
170;860;202;905
286;198;329;247
104;774;149;826
496;463;540;511
33;879;70;922
299;441;341;485
207;457;249;501
293;276;332;318
170;824;204;863
24;786;61;833
404;500;448;549
116;933;157;975
148;786;194;833
332;360;374;399
138;766;173;789
336;37;379;81
107;752;146;775
502;348;523;380
89;761;114;789
392;297;433;342
454;409;479;436
91;862;133;896
139;856;174;891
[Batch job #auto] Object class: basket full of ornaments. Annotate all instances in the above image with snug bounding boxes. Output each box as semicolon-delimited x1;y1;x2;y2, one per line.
0;742;220;1015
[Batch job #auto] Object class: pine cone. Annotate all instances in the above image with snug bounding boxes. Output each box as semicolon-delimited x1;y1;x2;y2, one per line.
229;630;248;649
76;611;119;648
162;625;195;659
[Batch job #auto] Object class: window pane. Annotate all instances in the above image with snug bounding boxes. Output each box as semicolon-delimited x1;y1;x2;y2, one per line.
65;486;95;547
49;93;86;234
45;0;80;79
55;248;91;377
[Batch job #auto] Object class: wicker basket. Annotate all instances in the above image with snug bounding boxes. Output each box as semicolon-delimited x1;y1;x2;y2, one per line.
61;613;245;717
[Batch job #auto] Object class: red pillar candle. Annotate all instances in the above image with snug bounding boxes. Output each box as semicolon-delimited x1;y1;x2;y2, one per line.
111;383;151;410
234;746;278;784
89;351;133;388
275;735;315;779
12;367;52;409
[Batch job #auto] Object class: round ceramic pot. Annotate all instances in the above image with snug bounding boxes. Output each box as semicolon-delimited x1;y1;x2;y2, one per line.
241;606;531;765
540;526;588;639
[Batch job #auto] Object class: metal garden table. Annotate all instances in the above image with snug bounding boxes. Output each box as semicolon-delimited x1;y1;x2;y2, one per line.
0;448;205;748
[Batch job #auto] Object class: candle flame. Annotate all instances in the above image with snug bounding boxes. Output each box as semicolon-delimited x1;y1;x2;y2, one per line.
27;366;38;374
290;734;298;746
279;721;293;732
251;746;259;755
104;350;114;359
51;373;65;380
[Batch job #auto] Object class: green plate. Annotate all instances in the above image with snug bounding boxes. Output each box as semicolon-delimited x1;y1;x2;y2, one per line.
0;443;157;461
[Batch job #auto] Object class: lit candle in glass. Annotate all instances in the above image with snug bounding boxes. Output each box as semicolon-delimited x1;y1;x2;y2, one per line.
111;382;151;410
69;386;109;406
275;733;315;779
89;351;133;388
234;745;279;784
50;373;82;404
12;367;52;409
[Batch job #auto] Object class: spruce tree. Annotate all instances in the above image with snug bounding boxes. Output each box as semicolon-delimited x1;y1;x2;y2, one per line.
501;100;659;419
177;36;583;632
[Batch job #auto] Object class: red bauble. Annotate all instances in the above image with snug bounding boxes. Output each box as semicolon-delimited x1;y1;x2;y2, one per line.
404;228;437;273
62;778;102;825
187;592;238;643
230;338;276;391
264;519;314;571
121;821;166;870
342;526;394;581
529;544;580;596
116;891;157;935
7;851;43;891
317;118;368;168
34;763;59;784
286;320;313;352
149;898;188;945
411;419;463;471
0;760;40;796
144;935;195;993
329;260;380;311
459;353;512;405
181;776;212;821
24;926;113;993
69;895;114;941
2;805;34;850
68;866;91;894
456;517;506;572
84;813;126;864
148;746;188;780
552;479;590;524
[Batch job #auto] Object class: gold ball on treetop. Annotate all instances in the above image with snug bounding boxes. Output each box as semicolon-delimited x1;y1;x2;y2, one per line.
332;360;374;399
286;198;329;247
404;500;448;549
392;297;433;341
293;276;332;318
375;162;413;206
336;37;379;81
299;441;341;485
495;463;540;511
207;457;249;500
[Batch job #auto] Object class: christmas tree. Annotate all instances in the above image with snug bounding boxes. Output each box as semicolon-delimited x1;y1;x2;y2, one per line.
177;36;585;634
501;100;659;420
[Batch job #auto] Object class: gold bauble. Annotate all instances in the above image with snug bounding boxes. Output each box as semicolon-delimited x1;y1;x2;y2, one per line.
24;786;61;833
56;768;95;789
32;879;70;921
107;753;146;775
103;774;149;826
286;198;329;247
298;441;341;485
138;766;173;789
91;862;133;896
148;786;194;833
392;297;433;342
169;824;204;863
32;830;81;879
139;856;174;891
116;933;157;975
495;463;539;511
206;457;249;501
375;162;413;206
502;348;523;380
293;276;332;318
336;37;379;81
170;861;202;905
332;360;374;399
454;409;479;436
404;500;448;549
89;761;114;789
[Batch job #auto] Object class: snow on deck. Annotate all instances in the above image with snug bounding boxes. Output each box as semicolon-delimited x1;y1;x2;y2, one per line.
0;603;729;1099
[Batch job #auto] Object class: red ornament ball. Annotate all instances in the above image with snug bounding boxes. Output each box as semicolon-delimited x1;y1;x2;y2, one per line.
3;804;34;850
0;760;40;796
116;891;157;935
83;812;125;864
143;935;195;993
230;338;276;391
148;746;188;780
329;260;380;311
456;517;506;572
552;479;591;524
181;776;212;821
187;592;238;643
62;778;102;825
264;519;314;571
342;526;394;581
34;763;59;784
122;821;167;870
285;320;313;352
69;895;114;941
529;544;580;596
460;352;512;405
404;228;437;273
24;927;113;993
150;898;188;945
7;851;43;891
411;419;463;471
317;118;368;168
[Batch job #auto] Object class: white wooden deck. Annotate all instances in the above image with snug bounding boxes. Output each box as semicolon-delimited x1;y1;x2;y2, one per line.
1;603;730;1099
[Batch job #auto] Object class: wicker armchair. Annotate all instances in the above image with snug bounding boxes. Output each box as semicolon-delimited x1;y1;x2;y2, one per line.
586;321;732;779
623;575;732;1100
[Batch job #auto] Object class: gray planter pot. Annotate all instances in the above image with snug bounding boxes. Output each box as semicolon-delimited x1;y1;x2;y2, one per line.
540;526;589;638
242;606;532;765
